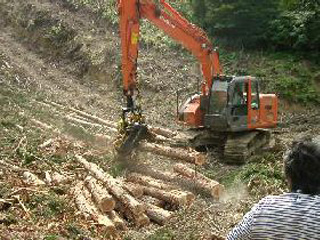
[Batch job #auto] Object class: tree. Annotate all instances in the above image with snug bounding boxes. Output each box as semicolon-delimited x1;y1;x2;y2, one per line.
191;0;279;48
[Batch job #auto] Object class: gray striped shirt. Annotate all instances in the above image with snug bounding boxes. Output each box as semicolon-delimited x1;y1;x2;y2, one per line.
227;193;320;240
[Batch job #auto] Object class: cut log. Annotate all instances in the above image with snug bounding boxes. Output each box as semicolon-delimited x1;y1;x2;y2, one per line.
173;163;224;200
141;185;194;207
122;182;144;198
38;138;54;149
108;210;127;231
72;182;117;236
140;196;165;208
75;155;144;216
148;127;177;138
84;176;115;212
126;173;176;191
66;115;104;128
30;119;52;130
115;202;150;227
68;106;117;129
30;119;60;134
23;172;45;186
51;172;72;185
139;142;205;165
144;203;173;225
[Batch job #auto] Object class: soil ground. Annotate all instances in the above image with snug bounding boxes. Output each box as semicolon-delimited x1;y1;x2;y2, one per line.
0;0;319;239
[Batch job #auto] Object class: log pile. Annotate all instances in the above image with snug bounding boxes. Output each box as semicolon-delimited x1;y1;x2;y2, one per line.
41;102;206;165
173;163;225;200
72;156;224;236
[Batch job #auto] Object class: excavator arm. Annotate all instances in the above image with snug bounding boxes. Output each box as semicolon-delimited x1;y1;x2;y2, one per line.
116;0;222;155
118;0;222;105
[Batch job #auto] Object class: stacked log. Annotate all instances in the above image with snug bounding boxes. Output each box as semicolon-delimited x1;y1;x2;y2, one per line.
114;202;150;227
144;203;172;225
140;196;165;208
141;185;194;207
72;182;117;237
84;176;116;212
75;155;145;217
108;210;127;231
173;163;224;200
121;182;144;198
126;173;176;190
139;142;205;165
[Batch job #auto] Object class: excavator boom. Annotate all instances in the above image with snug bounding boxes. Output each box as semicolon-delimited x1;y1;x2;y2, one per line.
118;0;222;102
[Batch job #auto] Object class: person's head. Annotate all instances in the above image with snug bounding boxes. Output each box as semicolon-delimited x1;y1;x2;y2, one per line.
284;140;320;194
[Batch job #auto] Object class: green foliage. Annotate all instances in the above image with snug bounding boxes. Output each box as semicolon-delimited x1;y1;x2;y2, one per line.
44;235;60;240
191;0;320;53
147;228;175;240
28;193;67;218
191;0;279;48
269;0;320;52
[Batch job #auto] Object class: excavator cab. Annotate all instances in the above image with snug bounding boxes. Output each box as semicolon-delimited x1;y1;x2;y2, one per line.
178;77;278;132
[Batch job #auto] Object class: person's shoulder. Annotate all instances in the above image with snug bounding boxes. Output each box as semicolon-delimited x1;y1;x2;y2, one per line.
257;193;320;207
255;193;296;207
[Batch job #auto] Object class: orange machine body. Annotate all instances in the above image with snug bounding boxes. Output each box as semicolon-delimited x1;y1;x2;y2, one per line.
118;0;278;134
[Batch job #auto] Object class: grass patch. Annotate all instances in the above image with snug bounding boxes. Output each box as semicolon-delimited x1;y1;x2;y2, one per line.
44;235;61;240
147;228;175;240
28;192;67;218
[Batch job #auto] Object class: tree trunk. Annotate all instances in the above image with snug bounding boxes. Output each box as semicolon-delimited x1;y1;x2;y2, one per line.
66;115;103;128
68;106;117;129
139;142;205;165
75;155;144;216
72;182;118;237
144;203;172;225
84;176;116;212
115;202;150;227
141;185;194;207
127;173;175;190
140;196;165;208
173;163;224;200
149;126;177;138
122;182;144;198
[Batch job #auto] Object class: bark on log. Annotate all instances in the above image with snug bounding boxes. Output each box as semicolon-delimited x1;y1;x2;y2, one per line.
115;202;150;227
68;107;117;129
84;176;115;212
144;203;172;225
149;127;177;138
30;119;52;130
139;142;205;165
66;115;104;128
108;210;127;231
173;163;224;200
72;182;117;236
23;172;45;186
51;172;72;185
122;182;144;198
127;173;176;191
140;196;165;208
141;185;194;207
75;155;144;216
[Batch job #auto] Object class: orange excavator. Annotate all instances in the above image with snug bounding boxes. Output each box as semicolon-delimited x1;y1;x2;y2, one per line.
117;0;278;163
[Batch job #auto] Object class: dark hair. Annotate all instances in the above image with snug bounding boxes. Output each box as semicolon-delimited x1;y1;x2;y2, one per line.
284;140;320;195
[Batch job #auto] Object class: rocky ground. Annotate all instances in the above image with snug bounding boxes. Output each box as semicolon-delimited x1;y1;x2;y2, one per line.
0;0;319;239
